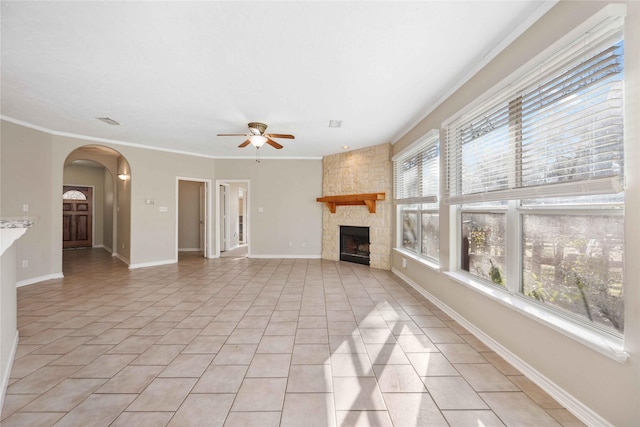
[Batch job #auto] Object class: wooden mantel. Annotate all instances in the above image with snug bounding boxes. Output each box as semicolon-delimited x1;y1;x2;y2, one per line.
316;193;385;214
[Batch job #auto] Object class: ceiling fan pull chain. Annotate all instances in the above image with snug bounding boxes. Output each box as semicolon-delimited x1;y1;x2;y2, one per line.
256;147;261;163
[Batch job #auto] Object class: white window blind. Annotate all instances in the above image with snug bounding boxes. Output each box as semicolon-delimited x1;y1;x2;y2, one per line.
445;11;624;205
393;129;439;204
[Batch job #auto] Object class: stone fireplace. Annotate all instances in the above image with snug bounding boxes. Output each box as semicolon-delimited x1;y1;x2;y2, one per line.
320;143;392;269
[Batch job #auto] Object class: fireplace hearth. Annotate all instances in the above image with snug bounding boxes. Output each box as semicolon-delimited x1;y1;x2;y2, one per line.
340;226;370;266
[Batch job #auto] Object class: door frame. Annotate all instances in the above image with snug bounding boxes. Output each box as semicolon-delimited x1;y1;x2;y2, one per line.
215;179;250;258
62;184;96;248
176;177;212;259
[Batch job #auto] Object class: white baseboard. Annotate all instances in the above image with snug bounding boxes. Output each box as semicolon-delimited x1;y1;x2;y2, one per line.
16;272;64;288
112;253;130;265
0;331;19;412
179;248;203;252
391;267;612;427
128;259;177;270
102;245;113;254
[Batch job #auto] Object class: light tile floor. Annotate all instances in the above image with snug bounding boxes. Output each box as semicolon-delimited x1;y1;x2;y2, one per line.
2;249;585;426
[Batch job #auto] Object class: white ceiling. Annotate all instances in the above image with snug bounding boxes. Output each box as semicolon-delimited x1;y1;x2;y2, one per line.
1;1;554;159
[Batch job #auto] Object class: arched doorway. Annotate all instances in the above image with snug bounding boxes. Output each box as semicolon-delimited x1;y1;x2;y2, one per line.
62;145;131;269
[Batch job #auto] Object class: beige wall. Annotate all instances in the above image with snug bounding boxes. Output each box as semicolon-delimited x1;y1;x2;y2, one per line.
57;138;217;267
0;124;215;273
0;122;323;274
0;123;57;283
391;2;640;425
115;156;132;262
103;170;114;252
214;159;323;257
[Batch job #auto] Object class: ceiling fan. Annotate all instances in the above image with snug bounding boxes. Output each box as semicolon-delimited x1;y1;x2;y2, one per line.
217;122;295;150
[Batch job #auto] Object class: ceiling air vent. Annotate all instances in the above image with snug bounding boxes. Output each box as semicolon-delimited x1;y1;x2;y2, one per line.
97;117;120;125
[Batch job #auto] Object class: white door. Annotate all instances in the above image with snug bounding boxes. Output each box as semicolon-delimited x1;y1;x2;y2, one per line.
219;184;228;252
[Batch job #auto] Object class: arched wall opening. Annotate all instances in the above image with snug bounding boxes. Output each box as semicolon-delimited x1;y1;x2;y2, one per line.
62;145;131;268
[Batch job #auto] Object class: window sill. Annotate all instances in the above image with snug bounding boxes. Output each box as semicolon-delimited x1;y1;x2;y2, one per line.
393;248;440;272
443;271;628;364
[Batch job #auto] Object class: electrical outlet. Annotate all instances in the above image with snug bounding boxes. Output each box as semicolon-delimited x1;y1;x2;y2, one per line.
22;204;29;212
402;258;407;268
289;241;293;247
22;260;28;268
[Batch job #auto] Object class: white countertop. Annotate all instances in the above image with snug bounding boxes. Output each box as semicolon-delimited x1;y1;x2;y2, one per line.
0;217;36;229
0;217;36;256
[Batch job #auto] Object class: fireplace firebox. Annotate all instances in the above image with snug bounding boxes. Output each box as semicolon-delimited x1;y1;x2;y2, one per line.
340;226;370;265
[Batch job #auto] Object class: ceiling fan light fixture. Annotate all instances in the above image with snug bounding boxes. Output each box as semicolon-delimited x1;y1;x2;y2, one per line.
250;135;267;148
218;122;292;151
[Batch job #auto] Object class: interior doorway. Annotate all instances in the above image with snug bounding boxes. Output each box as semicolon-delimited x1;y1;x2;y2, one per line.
177;177;211;259
216;179;249;257
62;145;129;272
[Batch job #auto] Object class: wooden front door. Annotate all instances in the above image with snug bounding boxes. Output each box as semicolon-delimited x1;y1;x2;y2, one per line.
63;186;93;248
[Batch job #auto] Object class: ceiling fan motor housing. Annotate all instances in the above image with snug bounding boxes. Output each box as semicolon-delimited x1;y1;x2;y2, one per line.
248;122;267;135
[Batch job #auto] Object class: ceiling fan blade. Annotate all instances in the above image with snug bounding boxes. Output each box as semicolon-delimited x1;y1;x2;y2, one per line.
266;138;283;149
218;133;250;137
238;139;251;148
265;133;295;139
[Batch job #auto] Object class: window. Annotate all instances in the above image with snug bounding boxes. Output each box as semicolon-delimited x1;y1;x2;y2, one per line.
62;190;87;200
521;212;624;331
394;130;440;262
445;10;625;334
461;209;506;285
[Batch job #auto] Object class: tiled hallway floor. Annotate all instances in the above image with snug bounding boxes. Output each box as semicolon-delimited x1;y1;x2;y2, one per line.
2;249;584;426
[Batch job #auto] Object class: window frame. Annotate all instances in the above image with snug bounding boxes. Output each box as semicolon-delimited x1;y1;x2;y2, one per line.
394;130;440;264
444;6;626;342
